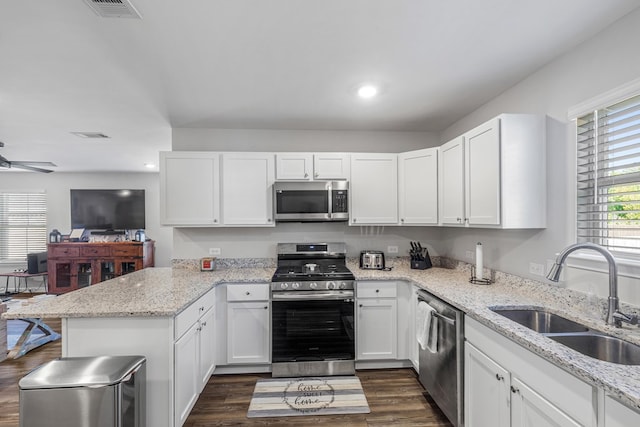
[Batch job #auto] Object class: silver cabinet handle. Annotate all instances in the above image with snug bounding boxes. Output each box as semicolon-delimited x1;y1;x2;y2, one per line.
510;386;520;394
359;304;363;308
401;218;405;223
213;219;218;223
496;374;504;381
304;173;308;178
456;217;462;223
353;218;357;223
246;291;250;295
375;289;380;293
267;218;272;222
264;306;268;310
202;321;207;327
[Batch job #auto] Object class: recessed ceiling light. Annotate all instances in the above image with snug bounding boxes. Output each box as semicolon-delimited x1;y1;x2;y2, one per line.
71;132;110;139
357;84;378;99
144;163;156;169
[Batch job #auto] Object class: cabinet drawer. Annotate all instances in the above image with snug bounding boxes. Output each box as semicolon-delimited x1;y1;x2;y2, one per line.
226;283;269;301
80;246;110;257
175;289;215;339
49;246;80;258
111;245;141;257
357;281;396;298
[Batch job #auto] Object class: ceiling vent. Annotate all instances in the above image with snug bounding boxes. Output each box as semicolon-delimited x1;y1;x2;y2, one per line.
83;0;142;19
71;132;111;139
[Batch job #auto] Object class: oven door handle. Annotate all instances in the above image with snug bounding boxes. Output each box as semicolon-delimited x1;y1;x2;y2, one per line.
271;291;355;301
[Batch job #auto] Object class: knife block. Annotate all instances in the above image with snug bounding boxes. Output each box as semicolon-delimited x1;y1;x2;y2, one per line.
411;258;432;270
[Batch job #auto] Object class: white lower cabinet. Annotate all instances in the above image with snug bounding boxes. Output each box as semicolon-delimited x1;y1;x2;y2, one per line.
175;322;199;427
511;377;581;427
465;316;594;427
356;281;397;360
465;342;510;427
174;289;216;427
226;283;270;364
604;395;640;427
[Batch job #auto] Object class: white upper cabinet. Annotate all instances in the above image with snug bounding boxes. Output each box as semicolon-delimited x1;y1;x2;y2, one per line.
350;153;398;225
313;153;350;180
440;114;546;229
275;153;350;180
275;153;313;180
160;151;220;226
440;136;465;226
221;153;275;226
398;148;439;225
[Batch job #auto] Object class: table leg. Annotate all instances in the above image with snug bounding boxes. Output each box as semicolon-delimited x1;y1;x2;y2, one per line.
7;318;61;359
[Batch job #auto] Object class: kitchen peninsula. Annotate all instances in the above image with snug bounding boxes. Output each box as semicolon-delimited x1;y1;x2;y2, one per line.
4;262;640;427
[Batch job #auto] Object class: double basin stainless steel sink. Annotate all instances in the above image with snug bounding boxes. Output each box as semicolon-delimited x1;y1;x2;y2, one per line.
492;308;640;365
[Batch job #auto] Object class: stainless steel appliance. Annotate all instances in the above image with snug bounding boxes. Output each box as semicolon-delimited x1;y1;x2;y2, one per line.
273;181;349;222
19;355;146;427
359;250;385;269
271;242;355;377
416;289;464;427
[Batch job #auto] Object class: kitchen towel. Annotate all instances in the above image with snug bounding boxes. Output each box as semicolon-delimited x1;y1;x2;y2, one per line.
416;301;438;353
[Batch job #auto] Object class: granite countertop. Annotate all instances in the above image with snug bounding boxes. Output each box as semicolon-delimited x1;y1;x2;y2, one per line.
3;257;640;410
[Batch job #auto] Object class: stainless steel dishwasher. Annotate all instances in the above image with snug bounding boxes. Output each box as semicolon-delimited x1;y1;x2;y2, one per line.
417;289;464;427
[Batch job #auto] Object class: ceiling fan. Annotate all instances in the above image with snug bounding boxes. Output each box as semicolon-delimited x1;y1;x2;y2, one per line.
0;141;56;173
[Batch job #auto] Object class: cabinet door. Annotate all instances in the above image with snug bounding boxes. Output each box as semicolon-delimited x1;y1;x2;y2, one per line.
605;395;640;427
398;148;438;225
48;260;77;294
160;152;220;226
440;136;465;225
227;301;270;364
221;153;275;226
198;308;215;392
350;154;398;224
356;298;397;360
314;153;350;180
465;343;510;427
465;118;500;226
511;377;581;427
175;322;199;427
275;153;313;180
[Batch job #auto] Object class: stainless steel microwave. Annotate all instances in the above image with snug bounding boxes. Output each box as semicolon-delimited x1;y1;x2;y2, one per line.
273;181;349;222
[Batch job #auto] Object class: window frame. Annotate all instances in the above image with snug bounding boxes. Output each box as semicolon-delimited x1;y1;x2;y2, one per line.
569;77;640;268
0;190;48;263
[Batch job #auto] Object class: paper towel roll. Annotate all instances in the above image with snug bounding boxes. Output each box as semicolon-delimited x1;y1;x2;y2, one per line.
476;242;483;280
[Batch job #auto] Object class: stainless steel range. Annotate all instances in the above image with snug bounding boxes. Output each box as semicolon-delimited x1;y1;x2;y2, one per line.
271;242;356;378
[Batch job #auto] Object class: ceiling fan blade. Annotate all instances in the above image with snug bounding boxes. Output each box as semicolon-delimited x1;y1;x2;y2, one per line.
9;163;54;173
11;161;57;167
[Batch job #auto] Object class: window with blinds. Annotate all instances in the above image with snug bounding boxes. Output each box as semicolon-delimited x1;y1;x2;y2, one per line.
0;192;47;260
577;93;640;253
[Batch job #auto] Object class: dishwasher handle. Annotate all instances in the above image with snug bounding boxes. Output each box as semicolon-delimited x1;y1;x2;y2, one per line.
431;310;456;326
417;293;457;326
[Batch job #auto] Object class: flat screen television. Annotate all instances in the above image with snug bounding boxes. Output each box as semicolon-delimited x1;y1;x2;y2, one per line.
70;189;146;230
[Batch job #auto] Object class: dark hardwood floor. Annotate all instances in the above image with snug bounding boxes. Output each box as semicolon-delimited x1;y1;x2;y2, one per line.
0;296;452;427
185;370;453;427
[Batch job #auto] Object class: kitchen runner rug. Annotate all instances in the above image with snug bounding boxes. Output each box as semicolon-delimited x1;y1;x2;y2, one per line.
247;376;370;418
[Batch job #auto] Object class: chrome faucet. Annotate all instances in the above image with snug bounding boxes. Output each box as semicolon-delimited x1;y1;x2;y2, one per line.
546;242;637;327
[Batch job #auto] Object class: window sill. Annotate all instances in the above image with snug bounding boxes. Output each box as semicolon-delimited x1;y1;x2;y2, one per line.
565;251;640;280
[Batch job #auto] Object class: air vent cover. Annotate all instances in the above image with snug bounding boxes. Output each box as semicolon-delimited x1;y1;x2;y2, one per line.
83;0;142;19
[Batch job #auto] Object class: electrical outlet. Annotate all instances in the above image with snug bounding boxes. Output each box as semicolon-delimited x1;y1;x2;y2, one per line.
209;248;221;256
529;262;545;276
387;246;398;254
466;250;474;260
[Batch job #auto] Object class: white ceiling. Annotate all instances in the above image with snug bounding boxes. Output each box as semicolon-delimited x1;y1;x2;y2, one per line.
1;0;639;172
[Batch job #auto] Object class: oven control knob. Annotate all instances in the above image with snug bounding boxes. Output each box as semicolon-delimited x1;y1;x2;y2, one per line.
292;282;300;289
339;282;347;289
309;282;318;289
326;281;337;290
280;283;289;290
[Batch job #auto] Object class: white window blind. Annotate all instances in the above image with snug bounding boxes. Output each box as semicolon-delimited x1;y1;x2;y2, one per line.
0;192;47;260
577;93;640;253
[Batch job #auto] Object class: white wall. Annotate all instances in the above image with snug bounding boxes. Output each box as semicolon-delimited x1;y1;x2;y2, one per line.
0;172;173;272
172;128;439;153
171;128;440;260
439;8;640;305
